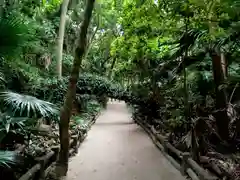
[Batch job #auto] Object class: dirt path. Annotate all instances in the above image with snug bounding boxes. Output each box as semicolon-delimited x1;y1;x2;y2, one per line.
67;101;186;180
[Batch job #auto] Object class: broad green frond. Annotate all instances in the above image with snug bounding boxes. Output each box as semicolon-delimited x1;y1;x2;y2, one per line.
0;15;31;58
0;92;59;118
0;151;17;168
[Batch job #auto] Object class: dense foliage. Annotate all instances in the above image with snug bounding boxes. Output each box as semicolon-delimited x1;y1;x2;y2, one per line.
0;0;108;177
85;0;240;178
1;0;240;179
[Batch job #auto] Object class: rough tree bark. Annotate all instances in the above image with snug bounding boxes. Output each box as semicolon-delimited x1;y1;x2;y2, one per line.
56;0;70;78
210;50;230;141
55;0;95;177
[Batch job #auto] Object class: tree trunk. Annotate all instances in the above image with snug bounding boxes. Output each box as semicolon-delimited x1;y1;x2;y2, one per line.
56;0;70;79
55;0;95;177
84;26;99;59
82;15;99;69
210;50;230;141
108;58;117;79
206;0;230;141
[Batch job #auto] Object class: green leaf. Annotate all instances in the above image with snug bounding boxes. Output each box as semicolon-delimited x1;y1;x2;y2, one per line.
0;92;59;118
0;151;17;168
5;123;10;133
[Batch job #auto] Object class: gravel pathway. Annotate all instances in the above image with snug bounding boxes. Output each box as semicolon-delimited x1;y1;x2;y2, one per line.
67;101;186;180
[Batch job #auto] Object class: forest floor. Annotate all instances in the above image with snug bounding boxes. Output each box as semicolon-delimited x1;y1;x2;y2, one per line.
67;101;186;180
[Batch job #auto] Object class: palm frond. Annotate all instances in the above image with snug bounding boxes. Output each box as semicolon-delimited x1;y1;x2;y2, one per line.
178;29;207;54
0;151;17;167
0;92;59;118
0;71;5;83
0;15;31;58
0;71;5;89
217;23;240;50
0;112;28;133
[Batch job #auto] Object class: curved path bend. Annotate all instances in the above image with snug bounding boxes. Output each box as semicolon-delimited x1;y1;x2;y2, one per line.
67;101;186;180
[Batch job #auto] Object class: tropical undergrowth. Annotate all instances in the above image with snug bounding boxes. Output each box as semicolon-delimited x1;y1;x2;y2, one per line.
0;1;118;179
106;1;240;179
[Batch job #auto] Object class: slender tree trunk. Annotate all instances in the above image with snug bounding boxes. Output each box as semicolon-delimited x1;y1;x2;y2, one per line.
85;25;99;58
206;1;230;141
220;52;227;78
82;15;99;69
182;17;190;131
55;0;95;177
108;58;117;79
84;14;100;60
56;0;70;79
210;50;230;141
